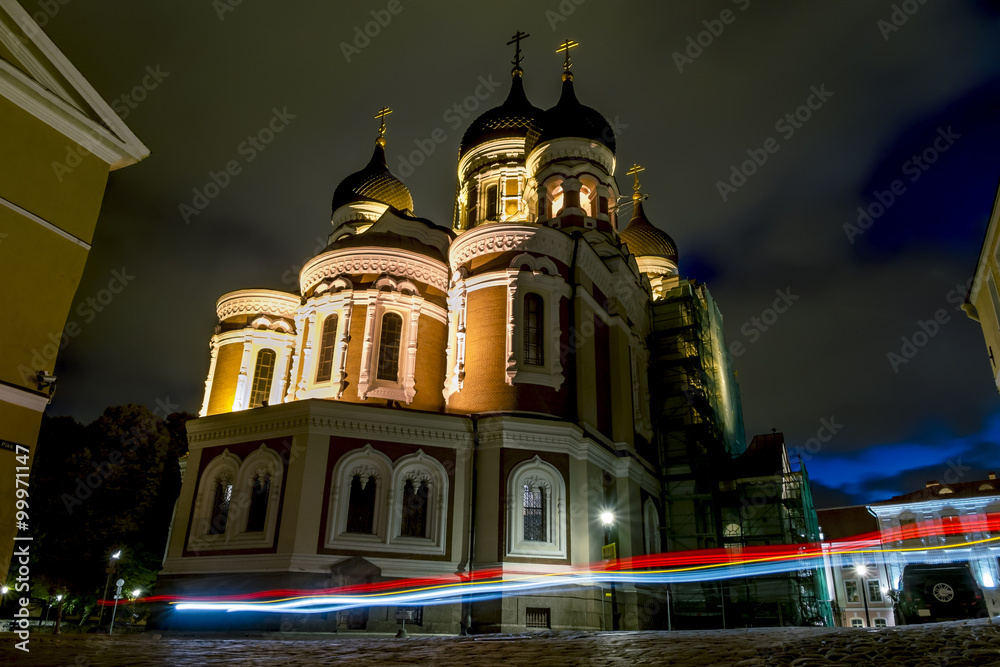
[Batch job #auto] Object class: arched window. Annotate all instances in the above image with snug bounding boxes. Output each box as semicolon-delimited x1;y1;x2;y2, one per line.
377;312;403;381
245;471;271;532
523;483;546;542
485;184;498;221
401;479;429;538
209;475;233;535
315;315;338;383
523;293;544;366
346;474;377;534
249;349;276;407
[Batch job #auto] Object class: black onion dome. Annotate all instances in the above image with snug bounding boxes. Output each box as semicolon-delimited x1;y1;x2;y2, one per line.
459;71;543;158
532;75;616;153
331;142;413;214
619;200;678;262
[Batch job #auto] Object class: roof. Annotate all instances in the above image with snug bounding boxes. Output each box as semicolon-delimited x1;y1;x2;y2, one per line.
325;207;452;263
619;200;679;262
530;74;616;154
459;70;543;158
331;142;413;214
870;475;1000;506
0;0;149;168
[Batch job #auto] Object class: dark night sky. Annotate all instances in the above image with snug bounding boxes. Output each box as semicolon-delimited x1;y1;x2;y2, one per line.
35;1;1000;507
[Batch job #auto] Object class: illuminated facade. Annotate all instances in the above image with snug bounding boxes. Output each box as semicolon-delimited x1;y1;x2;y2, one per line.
157;39;765;633
965;184;1000;393
0;0;148;581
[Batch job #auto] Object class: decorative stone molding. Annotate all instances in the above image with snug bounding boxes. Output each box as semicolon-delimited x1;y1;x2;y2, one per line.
526;137;616;182
506;455;567;560
450;223;574;273
217;289;300;323
300;248;448;294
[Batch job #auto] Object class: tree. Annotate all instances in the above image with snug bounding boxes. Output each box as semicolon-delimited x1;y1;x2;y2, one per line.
25;405;194;624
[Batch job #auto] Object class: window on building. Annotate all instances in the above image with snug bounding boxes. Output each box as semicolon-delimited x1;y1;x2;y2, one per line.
550;186;564;218
400;479;429;538
486;184;498;221
504;178;520;218
346;474;376;534
579;184;594;217
523;483;546;541
209;477;233;535
523;293;544;366
245;471;271;532
873;618;887;628
850;618;865;628
315;315;338;382
867;579;882;603
466;185;478;225
249;349;276;408
845;580;860;603
376;312;403;381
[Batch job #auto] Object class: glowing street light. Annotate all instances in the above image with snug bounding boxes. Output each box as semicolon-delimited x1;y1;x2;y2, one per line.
854;564;872;627
111;551;121;560
1;586;8;595
132;589;142;598
600;511;614;526
56;595;62;601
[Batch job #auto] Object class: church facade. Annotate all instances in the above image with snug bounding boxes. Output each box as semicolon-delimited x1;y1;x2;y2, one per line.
156;40;738;634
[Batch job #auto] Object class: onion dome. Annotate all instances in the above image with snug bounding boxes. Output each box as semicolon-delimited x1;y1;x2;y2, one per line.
459;68;544;158
619;199;678;263
531;72;616;153
332;111;413;214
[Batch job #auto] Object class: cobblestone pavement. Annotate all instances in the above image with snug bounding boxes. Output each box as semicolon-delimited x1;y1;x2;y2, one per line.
3;620;1000;666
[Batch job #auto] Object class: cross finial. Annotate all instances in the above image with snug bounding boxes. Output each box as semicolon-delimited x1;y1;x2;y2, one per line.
627;163;645;200
556;38;579;72
374;106;392;145
507;30;530;69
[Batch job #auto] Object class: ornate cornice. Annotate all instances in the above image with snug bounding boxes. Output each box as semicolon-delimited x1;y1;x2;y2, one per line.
300;248;449;294
450;223;574;272
216;289;300;322
526;137;616;180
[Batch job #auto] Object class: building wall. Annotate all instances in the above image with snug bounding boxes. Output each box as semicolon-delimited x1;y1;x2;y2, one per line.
966;185;1000;394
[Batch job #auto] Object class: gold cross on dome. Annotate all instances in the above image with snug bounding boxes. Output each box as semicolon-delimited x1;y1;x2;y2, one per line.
374;106;393;138
507;30;530;68
556;38;579;71
627;163;645;194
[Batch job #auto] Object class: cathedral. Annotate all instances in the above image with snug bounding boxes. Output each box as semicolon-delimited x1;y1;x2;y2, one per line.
155;37;818;633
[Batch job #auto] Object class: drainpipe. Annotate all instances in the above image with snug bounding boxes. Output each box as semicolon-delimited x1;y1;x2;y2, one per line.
461;413;480;635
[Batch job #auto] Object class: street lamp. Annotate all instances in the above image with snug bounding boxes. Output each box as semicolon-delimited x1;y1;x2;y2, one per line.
854;565;871;627
600;511;619;631
101;548;122;628
132;589;141;599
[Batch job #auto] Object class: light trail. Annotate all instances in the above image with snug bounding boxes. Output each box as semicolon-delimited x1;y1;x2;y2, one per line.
108;513;1000;614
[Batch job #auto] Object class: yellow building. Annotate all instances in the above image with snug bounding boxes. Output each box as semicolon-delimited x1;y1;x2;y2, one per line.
966;184;1000;392
0;0;148;580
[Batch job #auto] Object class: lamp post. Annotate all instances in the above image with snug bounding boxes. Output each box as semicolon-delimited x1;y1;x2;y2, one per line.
53;594;63;635
855;565;871;627
101;549;121;628
600;511;620;631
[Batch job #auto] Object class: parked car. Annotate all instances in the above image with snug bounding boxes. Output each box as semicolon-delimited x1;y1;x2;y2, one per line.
893;563;988;624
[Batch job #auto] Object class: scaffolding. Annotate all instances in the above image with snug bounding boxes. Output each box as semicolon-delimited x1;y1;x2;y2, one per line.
647;280;832;628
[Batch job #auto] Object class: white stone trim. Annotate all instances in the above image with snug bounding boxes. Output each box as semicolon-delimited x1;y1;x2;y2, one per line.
199;339;220;417
326;444;393;549
216;289;299;323
356;290;424;404
0;194;91;249
526;137;616;184
187;449;240;550
442;276;468;399
0;381;49;412
386;449;449;555
300;248;448;294
0;2;149;168
506;455;567;560
505;268;571;389
450;223;575;273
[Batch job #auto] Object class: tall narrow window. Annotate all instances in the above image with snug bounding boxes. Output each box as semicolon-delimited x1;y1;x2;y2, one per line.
401;479;429;538
486;184;498;221
376;313;403;381
523;293;544;366
245;471;271;532
466;184;478;226
315;315;338;382
249;349;276;407
346;474;377;534
209;477;233;535
523;484;546;542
